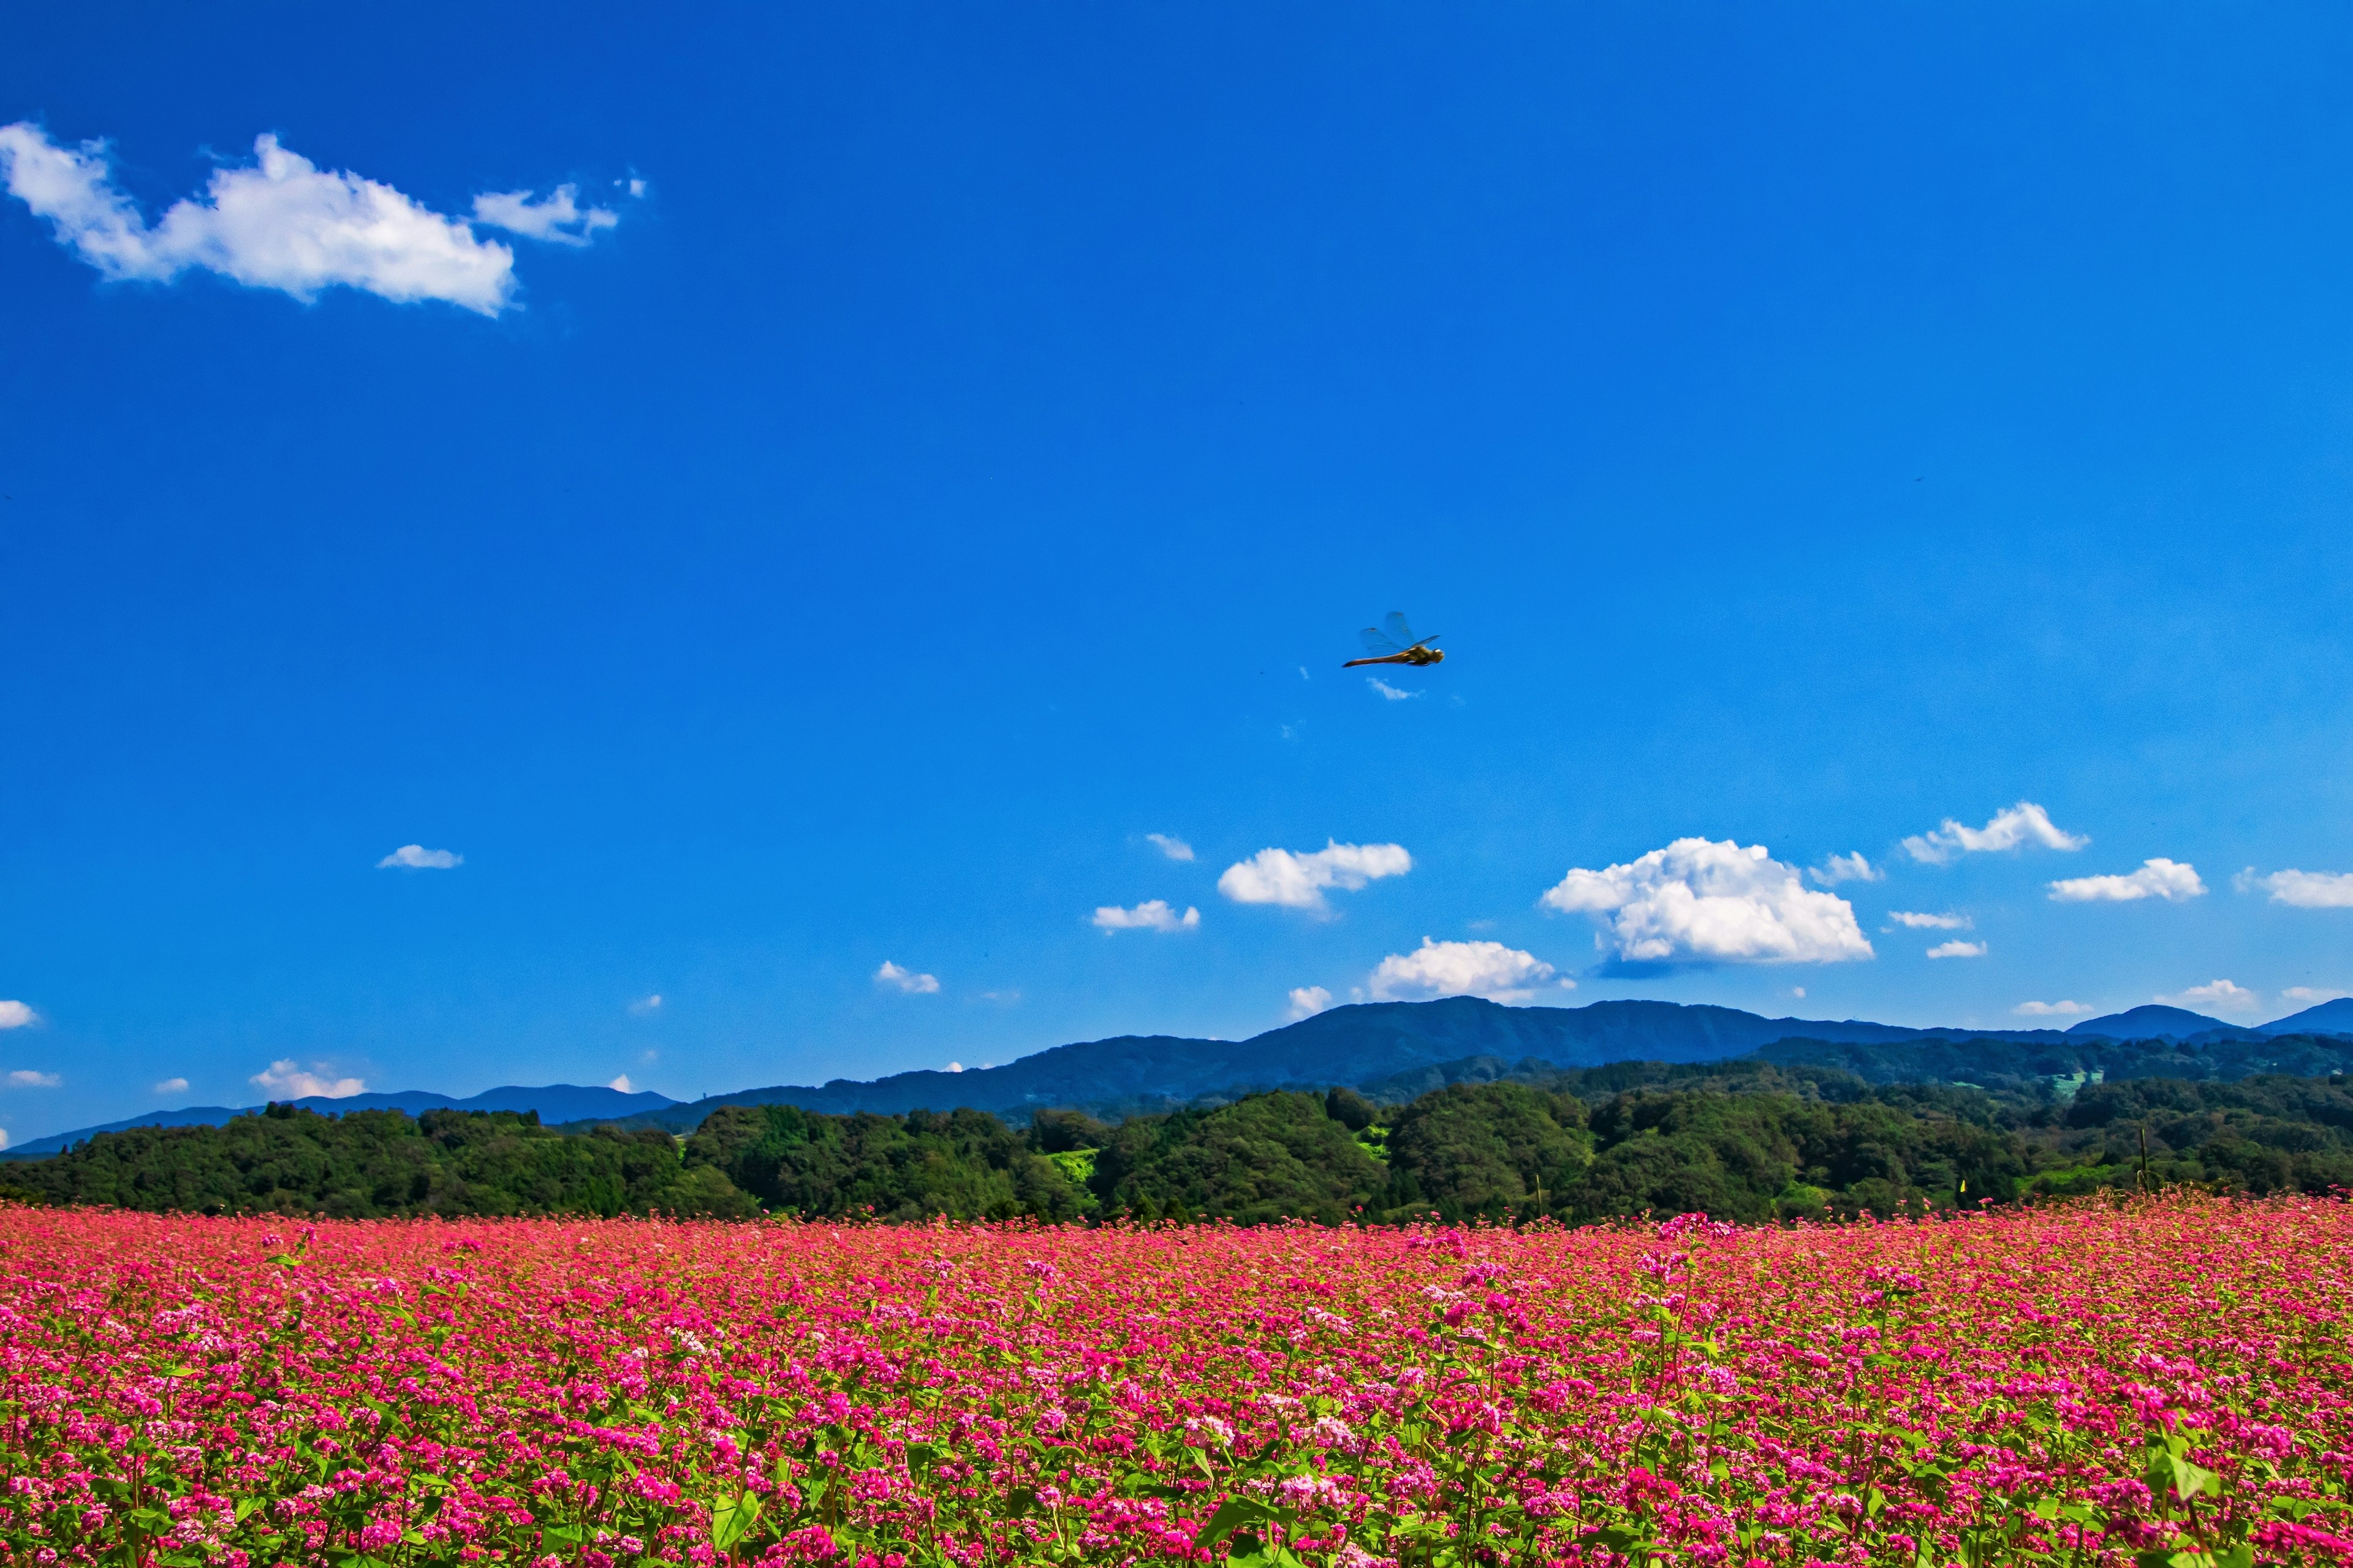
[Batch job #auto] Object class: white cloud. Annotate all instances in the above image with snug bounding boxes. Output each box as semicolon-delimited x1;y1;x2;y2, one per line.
1903;801;2088;865
378;844;461;870
1287;985;1333;1021
0;1129;9;1151
0;1000;34;1029
153;1077;189;1094
6;1069;61;1088
1092;900;1200;933
1886;911;1971;930
0;126;536;313
2014;999;2094;1017
1218;841;1412;911
2048;858;2205;903
1925;939;1987;959
628;994;663;1017
607;1074;636;1093
1145;833;1195;862
1369;939;1567;1004
251;1059;364;1099
1539;838;1873;966
2156;979;2260;1015
1807;852;1882;886
945;1061;964;1074
1366;676;1419;702
1790;986;1806;999
470;184;617;246
977;990;1021;1005
2236;868;2353;908
874;961;940;994
2283;987;2353;1006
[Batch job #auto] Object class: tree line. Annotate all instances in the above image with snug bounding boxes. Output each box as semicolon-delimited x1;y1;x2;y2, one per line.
6;1058;2351;1222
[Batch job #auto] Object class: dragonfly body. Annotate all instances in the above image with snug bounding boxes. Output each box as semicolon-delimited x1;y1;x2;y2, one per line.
1344;612;1446;669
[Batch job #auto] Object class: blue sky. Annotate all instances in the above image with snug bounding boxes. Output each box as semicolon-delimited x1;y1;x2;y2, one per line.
7;3;2353;1143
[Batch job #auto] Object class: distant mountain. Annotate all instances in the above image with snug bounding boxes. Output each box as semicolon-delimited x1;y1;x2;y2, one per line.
4;1083;676;1159
572;998;2063;1133
2260;998;2353;1037
2064;1005;2232;1040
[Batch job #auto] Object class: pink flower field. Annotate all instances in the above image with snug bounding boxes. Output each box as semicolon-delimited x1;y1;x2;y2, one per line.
3;1196;2351;1567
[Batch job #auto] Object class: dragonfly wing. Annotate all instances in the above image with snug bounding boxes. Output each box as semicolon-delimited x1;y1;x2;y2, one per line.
1358;626;1401;655
1382;611;1419;648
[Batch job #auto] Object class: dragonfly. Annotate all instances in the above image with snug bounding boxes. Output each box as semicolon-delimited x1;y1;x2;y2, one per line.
1343;612;1446;668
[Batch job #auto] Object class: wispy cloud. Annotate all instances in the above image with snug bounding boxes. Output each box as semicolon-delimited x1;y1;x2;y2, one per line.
251;1059;363;1099
1092;900;1200;934
2048;858;2205;903
1925;939;1987;959
1806;852;1881;886
2283;987;2353;1006
1903;801;2088;866
471;184;618;246
2157;979;2260;1015
1286;985;1333;1021
606;1074;637;1093
1218;841;1411;911
1145;833;1195;862
874;961;940;994
153;1076;189;1094
627;994;663;1017
6;1069;61;1088
1886;911;1971;930
2014;999;2093;1017
1369;939;1567;1004
1540;838;1872;966
2235;868;2353;907
0;1000;34;1029
377;844;461;870
0;125;612;314
1366;676;1419;701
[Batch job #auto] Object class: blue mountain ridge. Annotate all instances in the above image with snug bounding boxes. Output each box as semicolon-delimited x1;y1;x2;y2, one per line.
18;993;2352;1157
3;1083;676;1159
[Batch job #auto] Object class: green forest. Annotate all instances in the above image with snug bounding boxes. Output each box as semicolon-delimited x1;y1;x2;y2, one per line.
7;1057;2351;1223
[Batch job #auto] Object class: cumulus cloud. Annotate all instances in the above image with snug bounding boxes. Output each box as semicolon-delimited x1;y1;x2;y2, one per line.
1369;939;1567;1004
1145;833;1195;862
627;994;663;1016
1218;841;1412;911
1903;801;2088;866
378;844;461;869
1926;939;1987;959
1806;852;1881;887
2236;868;2353;908
1887;911;1971;930
607;1074;636;1093
1287;985;1333;1020
471;184;618;246
0;1000;35;1029
0;125;566;313
2048;858;2205;903
874;961;939;994
251;1059;364;1099
2014;999;2093;1017
2158;979;2260;1015
6;1069;61;1088
153;1077;189;1094
1366;676;1419;702
1092;900;1200;933
1539;838;1873;966
2283;987;2353;1006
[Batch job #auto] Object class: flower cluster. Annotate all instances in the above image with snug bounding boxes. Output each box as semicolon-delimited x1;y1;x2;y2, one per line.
1;1194;2348;1565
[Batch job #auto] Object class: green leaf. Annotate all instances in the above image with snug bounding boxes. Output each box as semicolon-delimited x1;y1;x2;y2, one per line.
1195;1496;1283;1550
2167;1454;2221;1501
710;1488;765;1552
